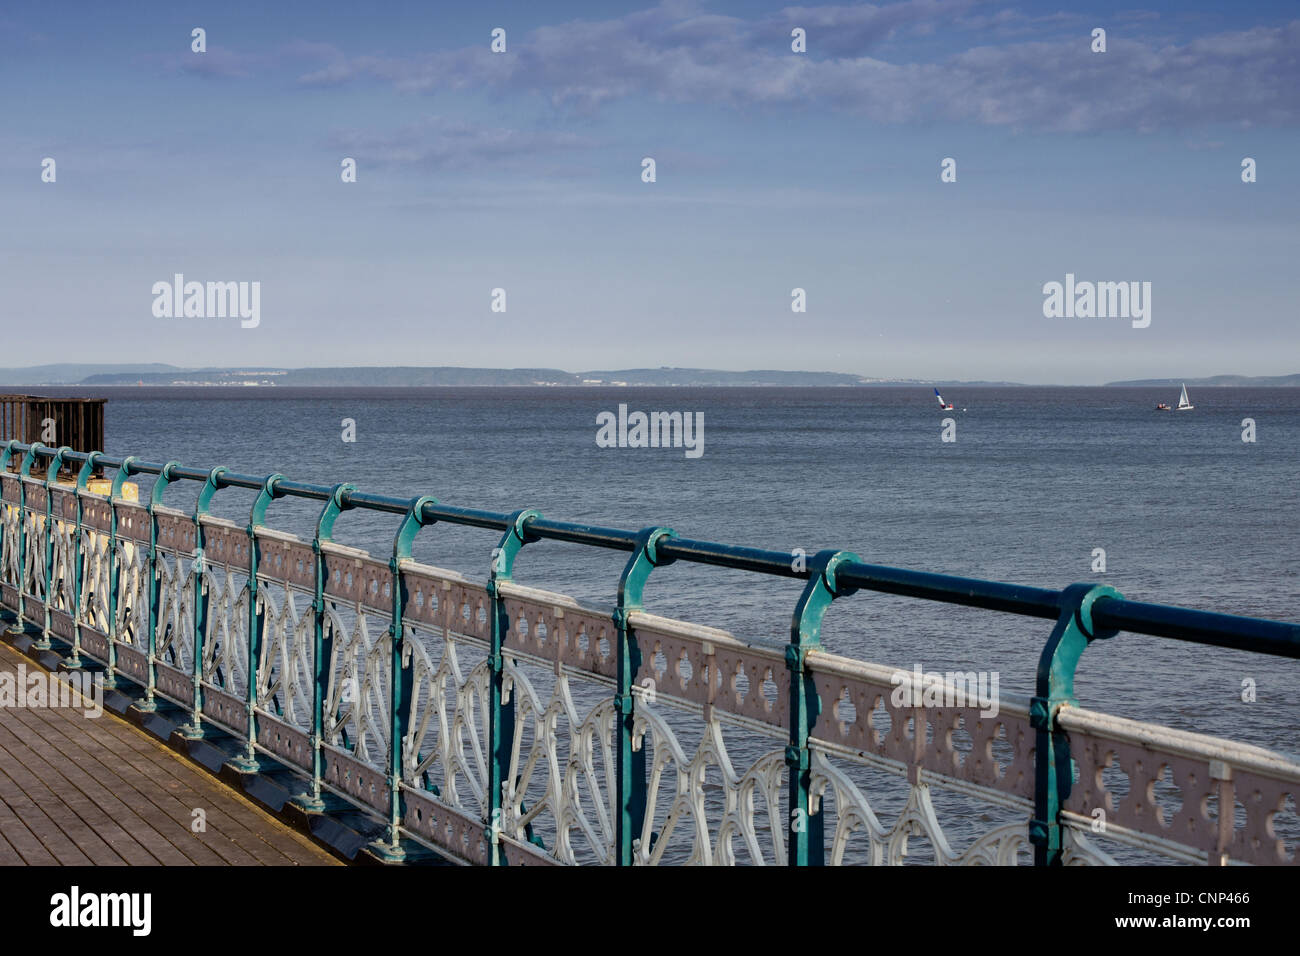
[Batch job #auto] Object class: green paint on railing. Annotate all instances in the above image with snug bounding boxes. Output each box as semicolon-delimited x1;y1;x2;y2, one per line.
140;460;181;712
293;482;355;814
0;440;1295;867
614;526;676;865
230;473;285;773
787;549;859;866
486;508;540;866
1029;582;1122;865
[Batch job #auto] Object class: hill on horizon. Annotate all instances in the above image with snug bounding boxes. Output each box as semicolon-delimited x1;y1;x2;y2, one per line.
1104;373;1300;387
0;364;1295;388
0;364;1015;387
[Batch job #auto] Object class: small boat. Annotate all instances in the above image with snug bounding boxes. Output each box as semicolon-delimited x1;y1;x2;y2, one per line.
1156;402;1171;411
933;388;954;410
1176;382;1194;411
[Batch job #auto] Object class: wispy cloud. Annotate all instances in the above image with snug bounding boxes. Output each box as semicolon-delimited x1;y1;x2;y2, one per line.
273;2;1300;132
153;44;259;79
327;116;597;168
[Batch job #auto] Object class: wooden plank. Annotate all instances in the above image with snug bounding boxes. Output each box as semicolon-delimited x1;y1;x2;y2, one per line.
3;689;246;865
0;644;338;867
60;715;302;865
0;762;96;865
0;728;139;865
0;794;58;865
2;706;196;865
0;827;25;865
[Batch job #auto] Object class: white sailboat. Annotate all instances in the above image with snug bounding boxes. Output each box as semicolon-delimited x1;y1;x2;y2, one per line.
1176;382;1194;411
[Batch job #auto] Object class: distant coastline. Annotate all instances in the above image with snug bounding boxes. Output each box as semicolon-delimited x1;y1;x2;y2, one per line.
0;364;1296;389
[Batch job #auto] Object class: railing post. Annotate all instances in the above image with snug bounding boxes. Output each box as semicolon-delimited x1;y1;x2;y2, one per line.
65;452;104;669
485;508;540;866
3;443;44;638
230;473;285;773
0;441;29;630
0;441;14;620
613;526;676;866
370;494;439;861
177;465;228;739
293;483;355;813
1030;582;1122;866
786;549;860;866
103;457;139;688
35;446;70;651
138;461;181;712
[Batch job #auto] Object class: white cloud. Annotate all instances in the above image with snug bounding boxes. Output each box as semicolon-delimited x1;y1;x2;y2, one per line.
283;3;1300;132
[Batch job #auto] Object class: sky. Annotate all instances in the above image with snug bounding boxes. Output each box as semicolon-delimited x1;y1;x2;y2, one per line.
1;0;1297;384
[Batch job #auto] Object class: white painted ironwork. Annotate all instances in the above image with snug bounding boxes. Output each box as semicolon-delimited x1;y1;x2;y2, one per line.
1;468;1295;867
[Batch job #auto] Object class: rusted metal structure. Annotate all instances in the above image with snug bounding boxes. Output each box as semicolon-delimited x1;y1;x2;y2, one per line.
0;396;105;473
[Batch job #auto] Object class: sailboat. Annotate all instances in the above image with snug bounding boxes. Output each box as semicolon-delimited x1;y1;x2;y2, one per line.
1157;383;1193;411
933;388;954;410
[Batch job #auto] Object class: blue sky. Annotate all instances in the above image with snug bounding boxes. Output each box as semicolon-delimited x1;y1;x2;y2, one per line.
2;0;1297;383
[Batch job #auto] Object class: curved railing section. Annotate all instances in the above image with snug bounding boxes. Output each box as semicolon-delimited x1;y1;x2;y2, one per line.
0;440;1296;866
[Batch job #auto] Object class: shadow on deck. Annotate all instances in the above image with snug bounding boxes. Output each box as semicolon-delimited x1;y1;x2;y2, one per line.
0;642;340;866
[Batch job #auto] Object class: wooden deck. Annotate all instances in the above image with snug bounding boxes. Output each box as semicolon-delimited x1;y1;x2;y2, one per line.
0;643;338;866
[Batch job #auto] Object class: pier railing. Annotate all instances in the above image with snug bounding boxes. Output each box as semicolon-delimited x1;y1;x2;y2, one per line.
1;439;1296;866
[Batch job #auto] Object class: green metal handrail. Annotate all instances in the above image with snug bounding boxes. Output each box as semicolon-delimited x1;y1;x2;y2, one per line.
7;443;1289;653
1;439;1296;867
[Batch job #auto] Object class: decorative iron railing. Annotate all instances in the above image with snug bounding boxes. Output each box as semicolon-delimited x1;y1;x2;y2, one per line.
1;439;1296;866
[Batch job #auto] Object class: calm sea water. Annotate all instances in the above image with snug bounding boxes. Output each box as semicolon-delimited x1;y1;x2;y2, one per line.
35;385;1300;755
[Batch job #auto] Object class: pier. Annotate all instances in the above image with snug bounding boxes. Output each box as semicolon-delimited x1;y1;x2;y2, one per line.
1;438;1297;866
0;643;335;866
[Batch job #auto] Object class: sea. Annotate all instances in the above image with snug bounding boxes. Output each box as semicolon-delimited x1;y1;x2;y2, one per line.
30;385;1300;758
